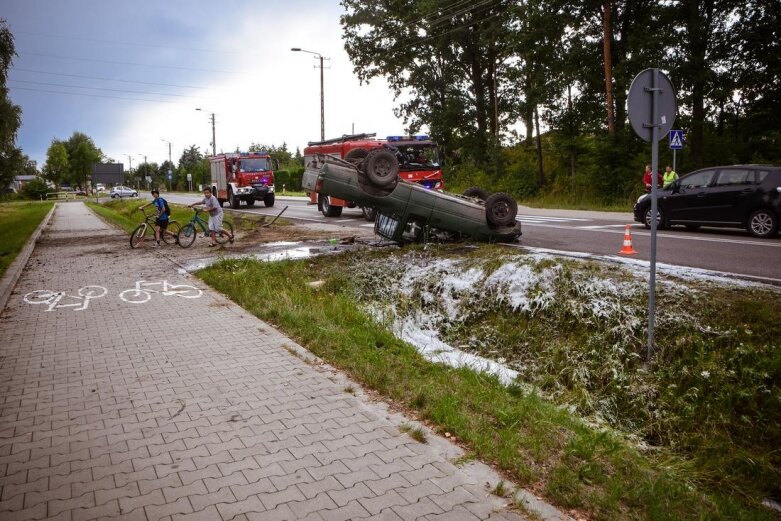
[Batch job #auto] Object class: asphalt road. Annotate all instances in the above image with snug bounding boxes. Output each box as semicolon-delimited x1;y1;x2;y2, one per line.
146;192;781;283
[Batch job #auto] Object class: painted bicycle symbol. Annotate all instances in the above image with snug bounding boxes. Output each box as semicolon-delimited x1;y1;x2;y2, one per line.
118;280;202;304
23;286;108;312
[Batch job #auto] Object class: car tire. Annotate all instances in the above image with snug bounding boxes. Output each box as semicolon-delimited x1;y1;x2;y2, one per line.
747;209;778;238
264;193;275;207
132;192;138;197
463;187;488;201
485;193;518;226
362;206;377;221
643;206;667;229
229;188;240;209
320;196;343;217
345;147;369;164
362;149;399;187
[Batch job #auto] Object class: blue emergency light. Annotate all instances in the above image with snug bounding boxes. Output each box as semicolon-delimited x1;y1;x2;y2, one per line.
386;135;430;141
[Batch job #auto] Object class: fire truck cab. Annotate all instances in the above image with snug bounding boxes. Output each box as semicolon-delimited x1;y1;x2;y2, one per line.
210;152;277;208
303;133;443;219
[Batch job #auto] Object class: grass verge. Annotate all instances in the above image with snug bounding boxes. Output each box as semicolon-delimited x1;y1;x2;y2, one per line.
197;250;778;520
0;201;54;278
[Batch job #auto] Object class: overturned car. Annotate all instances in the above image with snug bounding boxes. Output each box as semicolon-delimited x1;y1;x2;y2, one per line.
303;151;522;244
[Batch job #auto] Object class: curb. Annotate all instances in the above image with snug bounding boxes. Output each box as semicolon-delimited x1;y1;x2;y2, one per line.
0;202;58;313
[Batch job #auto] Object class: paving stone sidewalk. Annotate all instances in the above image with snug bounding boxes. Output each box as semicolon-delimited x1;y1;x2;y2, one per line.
0;202;531;520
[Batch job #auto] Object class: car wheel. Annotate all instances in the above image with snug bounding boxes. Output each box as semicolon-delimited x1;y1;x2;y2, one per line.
320;196;343;217
229;188;240;209
132;192;138;197
264;193;275;207
111;194;117;199
362;149;399;187
485;193;518;226
463;187;488;201
345;147;369;164
644;206;667;229
747;209;778;238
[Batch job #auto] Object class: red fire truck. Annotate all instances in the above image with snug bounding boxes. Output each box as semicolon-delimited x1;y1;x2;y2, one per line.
209;152;277;208
303;133;444;219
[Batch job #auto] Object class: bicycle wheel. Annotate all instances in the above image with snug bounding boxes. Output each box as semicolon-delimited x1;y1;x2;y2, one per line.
162;221;180;245
215;222;233;245
118;288;152;304
130;224;148;249
178;223;197;248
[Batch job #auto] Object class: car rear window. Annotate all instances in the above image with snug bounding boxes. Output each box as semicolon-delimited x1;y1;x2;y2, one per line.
715;169;751;186
753;170;769;183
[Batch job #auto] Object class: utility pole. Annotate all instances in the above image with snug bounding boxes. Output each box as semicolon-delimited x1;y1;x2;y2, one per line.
161;139;173;191
126;155;134;188
291;48;329;141
195;108;216;155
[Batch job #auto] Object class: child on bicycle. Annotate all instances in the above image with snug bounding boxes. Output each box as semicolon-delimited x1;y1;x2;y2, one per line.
139;189;169;247
189;187;234;247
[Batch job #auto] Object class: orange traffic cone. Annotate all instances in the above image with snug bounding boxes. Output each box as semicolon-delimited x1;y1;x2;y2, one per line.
618;224;638;255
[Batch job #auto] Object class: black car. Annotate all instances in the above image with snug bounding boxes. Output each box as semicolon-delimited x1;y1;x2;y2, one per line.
634;164;781;238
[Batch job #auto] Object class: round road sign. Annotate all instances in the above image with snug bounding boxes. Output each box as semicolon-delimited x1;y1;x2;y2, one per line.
627;69;677;142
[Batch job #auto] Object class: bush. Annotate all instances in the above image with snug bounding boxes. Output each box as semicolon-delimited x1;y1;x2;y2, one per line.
21;178;50;200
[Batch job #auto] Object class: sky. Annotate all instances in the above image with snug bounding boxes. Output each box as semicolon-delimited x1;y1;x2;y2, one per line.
2;0;410;171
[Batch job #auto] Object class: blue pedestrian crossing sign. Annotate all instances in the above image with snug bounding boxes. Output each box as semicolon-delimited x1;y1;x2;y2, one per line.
669;129;684;150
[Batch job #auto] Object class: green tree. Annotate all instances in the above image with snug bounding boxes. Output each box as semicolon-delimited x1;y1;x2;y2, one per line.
43;140;70;186
62;132;102;189
0;19;23;193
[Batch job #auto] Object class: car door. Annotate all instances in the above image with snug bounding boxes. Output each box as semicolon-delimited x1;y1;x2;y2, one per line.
663;169;717;223
704;168;753;224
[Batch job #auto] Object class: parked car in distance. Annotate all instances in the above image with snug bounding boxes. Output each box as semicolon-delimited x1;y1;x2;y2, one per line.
634;164;781;238
110;185;138;198
74;188;87;196
95;183;106;192
304;153;521;244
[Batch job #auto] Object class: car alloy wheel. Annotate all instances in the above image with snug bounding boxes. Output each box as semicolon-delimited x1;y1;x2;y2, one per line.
747;209;778;238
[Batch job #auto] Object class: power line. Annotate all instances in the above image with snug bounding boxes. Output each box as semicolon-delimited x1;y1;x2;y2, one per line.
12;67;222;91
20;51;243;75
9;85;180;104
8;79;213;100
13;29;264;58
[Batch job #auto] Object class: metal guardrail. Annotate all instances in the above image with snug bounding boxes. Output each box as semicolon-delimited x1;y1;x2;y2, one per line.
46;192;78;200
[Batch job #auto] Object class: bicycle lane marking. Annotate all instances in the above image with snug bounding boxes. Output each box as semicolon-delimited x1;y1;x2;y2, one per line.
23;285;108;312
22;281;201;310
118;280;203;304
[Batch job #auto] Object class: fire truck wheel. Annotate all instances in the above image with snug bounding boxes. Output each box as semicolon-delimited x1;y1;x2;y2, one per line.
320;196;343;217
485;192;518;227
362;207;377;221
345;147;369;164
362;149;399;187
246;198;255;207
264;193;275;207
463;187;488;201
229;188;240;209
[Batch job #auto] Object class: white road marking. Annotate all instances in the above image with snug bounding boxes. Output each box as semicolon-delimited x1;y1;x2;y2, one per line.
23;285;107;312
119;280;202;304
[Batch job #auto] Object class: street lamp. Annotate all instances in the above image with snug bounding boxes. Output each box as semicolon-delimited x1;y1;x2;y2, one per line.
291;47;329;141
195;108;216;155
161;139;172;191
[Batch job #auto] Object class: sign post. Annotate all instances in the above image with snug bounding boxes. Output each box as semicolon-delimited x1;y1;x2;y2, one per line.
669;129;683;171
186;173;192;192
627;68;677;360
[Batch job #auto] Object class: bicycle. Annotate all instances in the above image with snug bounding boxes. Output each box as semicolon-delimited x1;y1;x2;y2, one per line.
130;207;180;248
177;208;233;248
